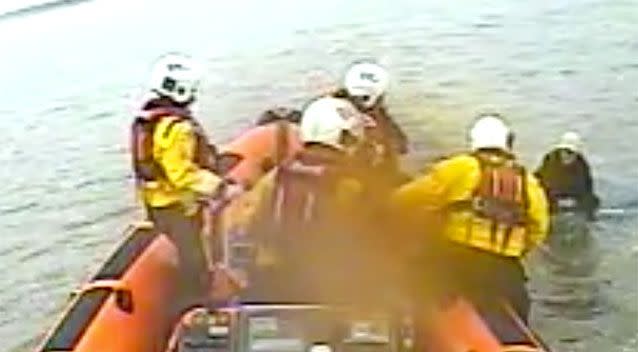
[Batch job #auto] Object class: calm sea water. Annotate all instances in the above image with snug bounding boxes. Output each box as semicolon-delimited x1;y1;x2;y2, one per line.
0;1;636;351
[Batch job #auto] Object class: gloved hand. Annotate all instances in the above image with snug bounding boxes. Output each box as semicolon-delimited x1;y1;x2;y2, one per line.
207;262;247;303
207;180;246;213
222;181;245;201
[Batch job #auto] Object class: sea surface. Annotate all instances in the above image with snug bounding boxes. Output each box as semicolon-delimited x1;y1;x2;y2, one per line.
0;1;636;351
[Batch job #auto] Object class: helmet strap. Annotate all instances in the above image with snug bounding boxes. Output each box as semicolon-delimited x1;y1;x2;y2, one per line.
148;89;194;109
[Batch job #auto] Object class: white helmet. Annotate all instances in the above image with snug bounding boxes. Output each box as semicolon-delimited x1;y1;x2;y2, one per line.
148;53;202;105
344;62;389;108
300;97;374;150
554;131;583;153
469;114;512;151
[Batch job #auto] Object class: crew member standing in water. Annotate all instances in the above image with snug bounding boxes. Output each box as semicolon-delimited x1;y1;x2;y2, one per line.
535;131;600;220
130;53;242;306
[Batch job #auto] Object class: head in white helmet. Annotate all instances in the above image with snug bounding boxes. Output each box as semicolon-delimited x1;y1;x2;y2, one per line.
554;131;584;165
469;113;514;152
148;53;202;106
554;131;583;154
344;62;389;110
300;97;375;151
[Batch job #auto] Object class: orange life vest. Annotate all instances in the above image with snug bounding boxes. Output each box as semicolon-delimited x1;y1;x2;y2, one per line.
452;153;530;252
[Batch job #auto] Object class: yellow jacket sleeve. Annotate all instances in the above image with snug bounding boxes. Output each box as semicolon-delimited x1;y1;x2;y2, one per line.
391;155;477;213
524;172;550;247
154;117;223;196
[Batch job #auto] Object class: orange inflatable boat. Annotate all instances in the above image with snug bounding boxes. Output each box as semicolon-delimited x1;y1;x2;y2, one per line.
34;120;550;352
221;120;302;187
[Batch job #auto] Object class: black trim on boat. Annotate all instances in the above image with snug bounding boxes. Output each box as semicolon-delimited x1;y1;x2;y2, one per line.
92;227;158;281
40;289;111;351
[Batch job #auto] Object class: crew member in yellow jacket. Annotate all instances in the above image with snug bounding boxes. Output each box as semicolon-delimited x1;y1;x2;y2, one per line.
130;54;242;305
391;114;549;323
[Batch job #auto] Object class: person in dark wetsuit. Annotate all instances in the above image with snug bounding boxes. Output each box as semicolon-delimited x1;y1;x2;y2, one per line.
535;131;600;220
334;62;410;187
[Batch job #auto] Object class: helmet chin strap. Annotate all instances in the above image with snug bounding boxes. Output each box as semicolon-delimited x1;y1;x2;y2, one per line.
184;95;196;107
147;89;195;108
350;94;376;111
150;89;164;98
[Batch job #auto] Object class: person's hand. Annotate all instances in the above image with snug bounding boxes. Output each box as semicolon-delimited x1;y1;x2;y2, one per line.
222;182;245;201
205;181;245;214
208;263;247;302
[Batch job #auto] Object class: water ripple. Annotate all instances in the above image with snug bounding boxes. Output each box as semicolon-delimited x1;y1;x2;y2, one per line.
87;110;114;121
472;21;502;29
0;201;39;217
1;1;637;352
73;174;126;190
61;205;135;231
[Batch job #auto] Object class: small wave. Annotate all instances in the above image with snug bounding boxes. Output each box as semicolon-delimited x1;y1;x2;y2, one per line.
520;69;541;78
15;234;74;263
73;175;126;190
437;79;465;88
0;0;92;21
472;22;502;29
610;62;638;73
534;291;608;321
18;246;52;262
0;201;38;216
43;104;74;114
479;13;504;22
88;110;115;121
0;240;29;258
559;68;577;76
435;30;473;39
61;205;135;231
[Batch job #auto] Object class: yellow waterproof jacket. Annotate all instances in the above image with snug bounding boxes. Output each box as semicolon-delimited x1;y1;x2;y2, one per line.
391;153;549;257
140;116;223;212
